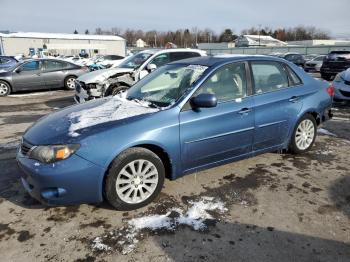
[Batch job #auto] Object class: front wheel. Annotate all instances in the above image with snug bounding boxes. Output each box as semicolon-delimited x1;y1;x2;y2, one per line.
289;114;317;154
110;85;129;96
104;147;165;210
64;76;77;90
0;81;11;96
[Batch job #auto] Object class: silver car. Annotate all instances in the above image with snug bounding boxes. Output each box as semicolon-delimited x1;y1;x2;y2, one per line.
74;49;207;103
0;58;88;96
304;55;325;72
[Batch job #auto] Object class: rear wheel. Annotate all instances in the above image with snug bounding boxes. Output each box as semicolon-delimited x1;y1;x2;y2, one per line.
0;81;11;96
289;114;317;154
104;147;165;210
64;76;77;90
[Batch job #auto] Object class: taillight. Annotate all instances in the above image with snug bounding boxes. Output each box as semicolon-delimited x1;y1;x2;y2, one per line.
326;85;334;97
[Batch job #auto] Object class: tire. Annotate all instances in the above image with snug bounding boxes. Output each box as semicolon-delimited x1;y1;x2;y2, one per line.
64;76;77;90
104;147;165;210
289;114;317;154
0;80;11;96
109;85;129;96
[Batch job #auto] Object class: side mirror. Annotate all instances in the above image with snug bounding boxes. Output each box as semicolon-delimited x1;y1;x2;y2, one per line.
147;63;157;72
190;93;217;109
15;67;22;73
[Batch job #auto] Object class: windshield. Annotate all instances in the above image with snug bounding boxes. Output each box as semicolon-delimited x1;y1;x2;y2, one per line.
118;52;153;69
126;64;208;107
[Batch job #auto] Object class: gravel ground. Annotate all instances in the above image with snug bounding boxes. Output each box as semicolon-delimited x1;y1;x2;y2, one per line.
0;89;349;262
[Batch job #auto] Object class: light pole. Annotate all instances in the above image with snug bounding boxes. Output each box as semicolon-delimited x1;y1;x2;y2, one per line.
258;24;262;46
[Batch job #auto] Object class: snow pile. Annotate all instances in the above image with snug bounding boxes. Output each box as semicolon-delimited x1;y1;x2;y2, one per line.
318;128;337;137
91;237;112;251
91;197;227;254
68;96;159;137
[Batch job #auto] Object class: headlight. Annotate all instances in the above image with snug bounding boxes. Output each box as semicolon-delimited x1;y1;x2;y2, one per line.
334;74;343;83
29;144;80;163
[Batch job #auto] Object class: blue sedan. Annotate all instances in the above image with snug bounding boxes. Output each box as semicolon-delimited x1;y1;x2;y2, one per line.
17;55;333;210
333;68;350;101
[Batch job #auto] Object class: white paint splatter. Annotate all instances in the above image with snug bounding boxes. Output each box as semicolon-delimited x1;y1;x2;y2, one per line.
91;237;112;251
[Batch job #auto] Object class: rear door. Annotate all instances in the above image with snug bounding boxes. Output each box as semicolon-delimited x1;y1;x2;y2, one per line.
42;60;68;88
12;61;43;90
179;62;254;172
250;61;303;152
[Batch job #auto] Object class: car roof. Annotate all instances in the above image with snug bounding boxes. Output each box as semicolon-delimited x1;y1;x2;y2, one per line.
169;54;286;67
140;48;205;55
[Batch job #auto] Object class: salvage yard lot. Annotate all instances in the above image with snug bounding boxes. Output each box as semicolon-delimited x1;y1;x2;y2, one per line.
0;90;349;261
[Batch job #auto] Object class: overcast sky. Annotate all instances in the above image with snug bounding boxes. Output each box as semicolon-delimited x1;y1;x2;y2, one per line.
1;0;349;38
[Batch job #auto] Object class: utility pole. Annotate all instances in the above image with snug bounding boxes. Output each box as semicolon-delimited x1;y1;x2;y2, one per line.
258;24;262;46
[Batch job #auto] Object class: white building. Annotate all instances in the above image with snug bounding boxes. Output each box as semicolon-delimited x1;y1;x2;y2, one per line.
0;32;126;57
235;35;287;47
136;39;147;48
287;39;350;46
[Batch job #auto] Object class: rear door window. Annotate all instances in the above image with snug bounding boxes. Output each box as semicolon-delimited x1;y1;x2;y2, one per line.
251;61;289;94
149;53;170;67
44;60;66;71
170;52;200;62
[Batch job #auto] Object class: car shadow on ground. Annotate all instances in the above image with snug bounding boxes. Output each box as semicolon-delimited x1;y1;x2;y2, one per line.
45;95;75;109
148;222;350;262
329;175;350;219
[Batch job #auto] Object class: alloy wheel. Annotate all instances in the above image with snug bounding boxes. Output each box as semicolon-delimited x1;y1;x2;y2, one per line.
0;83;9;95
115;159;159;204
295;119;315;150
66;78;76;89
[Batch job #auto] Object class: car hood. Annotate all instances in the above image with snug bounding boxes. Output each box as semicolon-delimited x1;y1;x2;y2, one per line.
77;67;134;84
23;97;159;145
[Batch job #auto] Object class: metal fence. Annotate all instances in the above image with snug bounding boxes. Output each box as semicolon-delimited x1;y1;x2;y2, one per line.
203;45;350;56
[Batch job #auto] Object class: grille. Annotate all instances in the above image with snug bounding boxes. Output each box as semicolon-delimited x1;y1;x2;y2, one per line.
340;90;350;97
21;139;33;156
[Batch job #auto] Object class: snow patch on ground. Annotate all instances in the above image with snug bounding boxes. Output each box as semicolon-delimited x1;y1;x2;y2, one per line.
91;237;112;251
91;197;227;254
68;96;159;136
318;128;337;137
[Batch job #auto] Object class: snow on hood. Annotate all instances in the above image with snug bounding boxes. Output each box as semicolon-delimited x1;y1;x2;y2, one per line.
68;96;159;137
77;67;134;84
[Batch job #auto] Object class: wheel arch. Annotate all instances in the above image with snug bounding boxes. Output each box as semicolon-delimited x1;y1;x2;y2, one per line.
103;143;174;189
105;81;131;95
0;79;12;93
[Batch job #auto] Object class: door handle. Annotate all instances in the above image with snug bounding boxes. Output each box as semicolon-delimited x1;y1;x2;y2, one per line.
238;108;252;114
289;96;299;103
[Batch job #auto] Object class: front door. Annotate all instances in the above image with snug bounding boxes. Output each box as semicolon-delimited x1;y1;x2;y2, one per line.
12;61;43;90
180;62;254;173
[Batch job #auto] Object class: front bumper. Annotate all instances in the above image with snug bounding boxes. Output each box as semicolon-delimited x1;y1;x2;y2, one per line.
16;150;106;206
75;81;103;103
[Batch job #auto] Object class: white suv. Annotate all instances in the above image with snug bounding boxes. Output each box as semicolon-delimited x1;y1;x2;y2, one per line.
74;49;206;103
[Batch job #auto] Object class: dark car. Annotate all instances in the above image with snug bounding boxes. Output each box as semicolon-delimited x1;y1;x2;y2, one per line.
17;55;333;209
279;53;305;67
0;56;19;71
0;59;89;96
320;51;350;81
